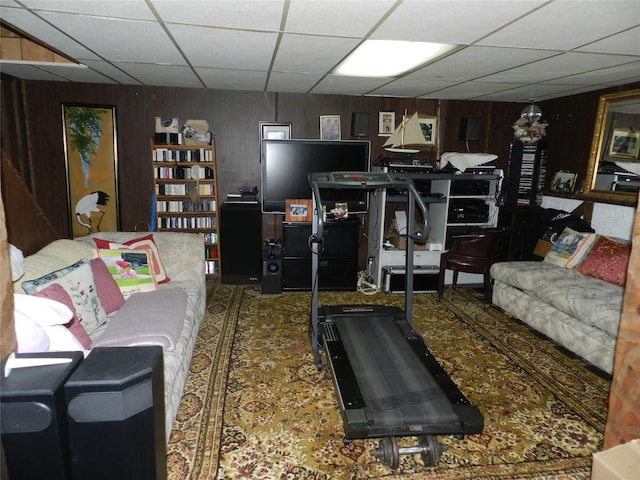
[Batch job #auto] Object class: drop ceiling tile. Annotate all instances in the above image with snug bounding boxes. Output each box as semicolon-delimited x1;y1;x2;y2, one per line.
81;59;143;85
480;52;640;84
577;26;640;56
38;63;117;83
153;0;285;30
19;0;155;20
112;63;203;88
310;75;391;96
196;67;268;91
0;62;70;81
412;46;561;82
266;71;324;93
370;78;454;97
37;11;185;64
479;0;640;50
273;33;360;74
168;24;277;70
420;81;523;100
542;61;640;86
285;0;394;37
0;6;101;60
476;83;593;102
371;0;546;44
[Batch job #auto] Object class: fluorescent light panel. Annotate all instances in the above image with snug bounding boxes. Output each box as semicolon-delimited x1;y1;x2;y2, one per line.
334;39;457;77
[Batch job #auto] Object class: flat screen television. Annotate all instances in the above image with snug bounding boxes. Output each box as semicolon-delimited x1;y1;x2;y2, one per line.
261;139;371;214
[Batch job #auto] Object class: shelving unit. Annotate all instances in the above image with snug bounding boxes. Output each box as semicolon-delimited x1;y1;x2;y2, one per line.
151;140;220;275
367;168;502;290
504;141;548;207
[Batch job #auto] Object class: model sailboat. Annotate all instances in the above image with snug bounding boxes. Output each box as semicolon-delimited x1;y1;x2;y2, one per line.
383;112;430;154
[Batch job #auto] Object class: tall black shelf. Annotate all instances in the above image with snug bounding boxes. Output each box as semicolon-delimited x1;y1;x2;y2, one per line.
504;141;548;208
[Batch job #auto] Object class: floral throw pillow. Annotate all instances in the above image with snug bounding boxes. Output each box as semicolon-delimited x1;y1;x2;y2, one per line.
543;227;596;268
21;258;108;336
576;236;631;287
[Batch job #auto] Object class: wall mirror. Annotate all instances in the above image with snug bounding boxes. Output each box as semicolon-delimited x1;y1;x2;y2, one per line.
584;88;640;206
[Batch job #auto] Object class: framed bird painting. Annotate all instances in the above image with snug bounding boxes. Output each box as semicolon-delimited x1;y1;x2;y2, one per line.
62;104;119;238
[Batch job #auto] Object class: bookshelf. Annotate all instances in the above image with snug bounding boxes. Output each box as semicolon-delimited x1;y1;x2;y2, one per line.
151;139;220;275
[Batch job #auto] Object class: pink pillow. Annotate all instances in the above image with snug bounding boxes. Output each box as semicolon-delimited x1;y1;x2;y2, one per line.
90;258;126;313
576;236;631;287
93;234;170;283
31;284;92;349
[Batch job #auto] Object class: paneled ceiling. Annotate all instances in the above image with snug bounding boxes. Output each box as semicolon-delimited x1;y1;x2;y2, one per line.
1;0;639;102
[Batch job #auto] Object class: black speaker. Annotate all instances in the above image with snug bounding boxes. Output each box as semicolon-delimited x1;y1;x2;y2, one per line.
459;117;482;141
1;351;84;480
65;346;166;480
220;201;262;283
262;245;282;294
351;112;370;137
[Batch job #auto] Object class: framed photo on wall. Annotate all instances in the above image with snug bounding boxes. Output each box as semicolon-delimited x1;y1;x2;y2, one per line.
285;199;312;222
320;115;341;140
260;121;292;140
379;112;395;136
418;115;437;145
609;129;639;158
62;103;119;238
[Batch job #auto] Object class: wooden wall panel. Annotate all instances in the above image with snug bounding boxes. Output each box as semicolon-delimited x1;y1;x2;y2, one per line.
3;77;639;244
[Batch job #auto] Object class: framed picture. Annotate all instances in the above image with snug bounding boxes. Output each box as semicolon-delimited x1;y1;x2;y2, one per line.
320;115;341;140
62;104;119;238
609;129;640;158
551;171;578;193
285;199;312;222
260;121;292;140
418;115;437;146
379;112;395;136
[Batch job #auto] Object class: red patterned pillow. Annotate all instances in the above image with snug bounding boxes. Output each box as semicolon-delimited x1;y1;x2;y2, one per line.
93;234;170;283
576;236;631;287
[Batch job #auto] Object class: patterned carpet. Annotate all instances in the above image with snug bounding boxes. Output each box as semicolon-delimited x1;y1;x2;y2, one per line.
166;279;610;479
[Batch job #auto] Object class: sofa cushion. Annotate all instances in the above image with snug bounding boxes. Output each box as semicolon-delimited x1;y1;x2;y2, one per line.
97;248;159;298
91;289;187;351
93;234;170;284
21;258;108;336
576;235;631;287
543;227;596;268
31;284;92;349
90;258;126;313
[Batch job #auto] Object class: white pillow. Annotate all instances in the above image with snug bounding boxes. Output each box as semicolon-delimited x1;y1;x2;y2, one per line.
13;294;85;353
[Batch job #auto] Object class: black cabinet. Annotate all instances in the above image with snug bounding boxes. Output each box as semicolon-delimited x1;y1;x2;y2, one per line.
220;202;262;283
282;219;359;291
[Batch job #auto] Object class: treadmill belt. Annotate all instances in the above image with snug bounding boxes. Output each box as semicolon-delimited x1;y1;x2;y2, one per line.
335;315;459;427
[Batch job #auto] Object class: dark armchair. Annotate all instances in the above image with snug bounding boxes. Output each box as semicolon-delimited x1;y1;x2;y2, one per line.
437;229;508;302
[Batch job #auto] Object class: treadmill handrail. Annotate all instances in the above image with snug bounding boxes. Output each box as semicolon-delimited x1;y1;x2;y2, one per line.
309;171;429;244
308;171;430;368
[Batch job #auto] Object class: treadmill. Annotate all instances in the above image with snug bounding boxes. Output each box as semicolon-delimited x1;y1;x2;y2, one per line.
308;172;484;469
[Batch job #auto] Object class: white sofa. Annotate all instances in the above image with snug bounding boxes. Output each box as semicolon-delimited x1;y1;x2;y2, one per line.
491;261;623;374
13;231;206;440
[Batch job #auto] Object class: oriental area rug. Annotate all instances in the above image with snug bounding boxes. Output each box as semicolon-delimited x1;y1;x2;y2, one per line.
166;279;610;479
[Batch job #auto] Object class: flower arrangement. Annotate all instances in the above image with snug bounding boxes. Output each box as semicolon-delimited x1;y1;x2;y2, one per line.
512;116;548;142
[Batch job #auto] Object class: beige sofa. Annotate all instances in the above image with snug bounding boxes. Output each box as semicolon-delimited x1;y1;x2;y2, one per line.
13;231;206;440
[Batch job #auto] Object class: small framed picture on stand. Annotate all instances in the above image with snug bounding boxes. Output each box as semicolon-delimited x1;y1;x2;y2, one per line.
285;199;312;222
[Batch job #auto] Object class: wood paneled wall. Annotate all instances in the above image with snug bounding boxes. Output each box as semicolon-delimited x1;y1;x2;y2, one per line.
2;76;639;245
